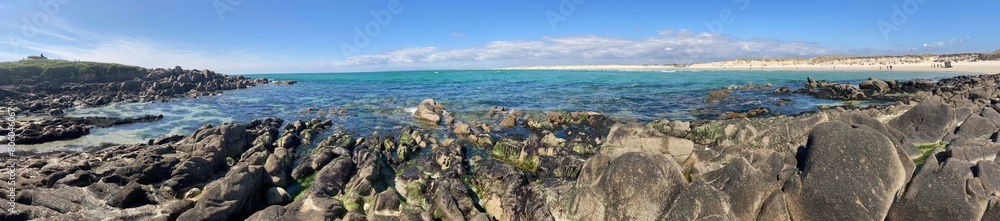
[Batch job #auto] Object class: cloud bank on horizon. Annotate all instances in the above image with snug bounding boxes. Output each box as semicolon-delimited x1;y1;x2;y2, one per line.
1;0;997;73
331;29;970;69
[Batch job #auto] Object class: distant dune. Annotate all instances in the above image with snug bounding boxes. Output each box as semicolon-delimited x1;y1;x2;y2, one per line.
503;51;1000;74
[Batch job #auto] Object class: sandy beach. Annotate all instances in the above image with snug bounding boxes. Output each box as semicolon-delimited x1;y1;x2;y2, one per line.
503;60;1000;75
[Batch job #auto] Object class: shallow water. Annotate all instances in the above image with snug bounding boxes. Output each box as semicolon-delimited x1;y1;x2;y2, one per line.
21;69;957;151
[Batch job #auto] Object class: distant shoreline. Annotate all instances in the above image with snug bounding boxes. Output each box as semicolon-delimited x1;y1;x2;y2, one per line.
500;60;1000;75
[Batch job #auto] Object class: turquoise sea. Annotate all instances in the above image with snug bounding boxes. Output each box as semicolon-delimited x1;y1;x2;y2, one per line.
29;70;958;151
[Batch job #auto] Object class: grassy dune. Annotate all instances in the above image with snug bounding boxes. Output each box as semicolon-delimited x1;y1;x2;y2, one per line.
0;59;148;85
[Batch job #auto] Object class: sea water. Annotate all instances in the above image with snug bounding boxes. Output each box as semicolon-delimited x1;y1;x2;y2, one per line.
25;69;958;151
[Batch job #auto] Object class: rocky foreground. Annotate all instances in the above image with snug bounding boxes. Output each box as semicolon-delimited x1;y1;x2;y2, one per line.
4;71;1000;220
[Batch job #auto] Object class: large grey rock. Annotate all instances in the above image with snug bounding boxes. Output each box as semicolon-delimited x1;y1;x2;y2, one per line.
979;160;1000;197
106;181;153;209
25;188;83;214
838;112;921;159
946;138;1000;162
981;106;1000;125
835;113;917;184
955;114;999;140
889;99;957;144
412;99;444;125
860;77;890;94
312;156;356;197
661;180;735;221
571;152;688;221
472;159;553;221
887;156;989;220
500;109;523;128
756;190;790;221
785;121;907;221
267;194;348;221
344;148;393;199
167;123;251;191
245;205;287;221
371;188;401;215
702;157;772;221
264;146;293;187
453;121;471;135
432;179;476;221
176;150;269;221
602;123;694;163
813;83;866;100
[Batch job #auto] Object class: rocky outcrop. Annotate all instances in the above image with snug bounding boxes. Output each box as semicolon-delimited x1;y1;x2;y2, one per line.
797;77;940;101
12;73;1000;220
473;159;552;221
0;64;271;115
661;180;735;220
809;83;867;100
887;156;989;220
176;148;270;220
602;123;694;163
687;111;829;152
568;124;694;221
785;121;908;221
570;151;687;221
412;98;444;125
701;157;773;220
889;99;957;144
860;77;890;95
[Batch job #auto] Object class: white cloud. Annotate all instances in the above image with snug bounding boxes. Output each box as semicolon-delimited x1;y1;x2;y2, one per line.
451;33;465;38
15;38;271;71
332;31;843;68
922;42;945;48
657;29;674;36
921;37;969;49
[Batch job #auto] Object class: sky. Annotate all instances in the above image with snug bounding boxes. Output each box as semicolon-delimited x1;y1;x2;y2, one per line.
1;0;998;74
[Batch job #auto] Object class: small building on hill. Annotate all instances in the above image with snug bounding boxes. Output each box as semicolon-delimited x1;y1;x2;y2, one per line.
26;53;47;60
944;60;953;68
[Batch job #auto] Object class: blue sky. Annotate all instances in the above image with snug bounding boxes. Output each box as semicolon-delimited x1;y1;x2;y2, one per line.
2;0;998;73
